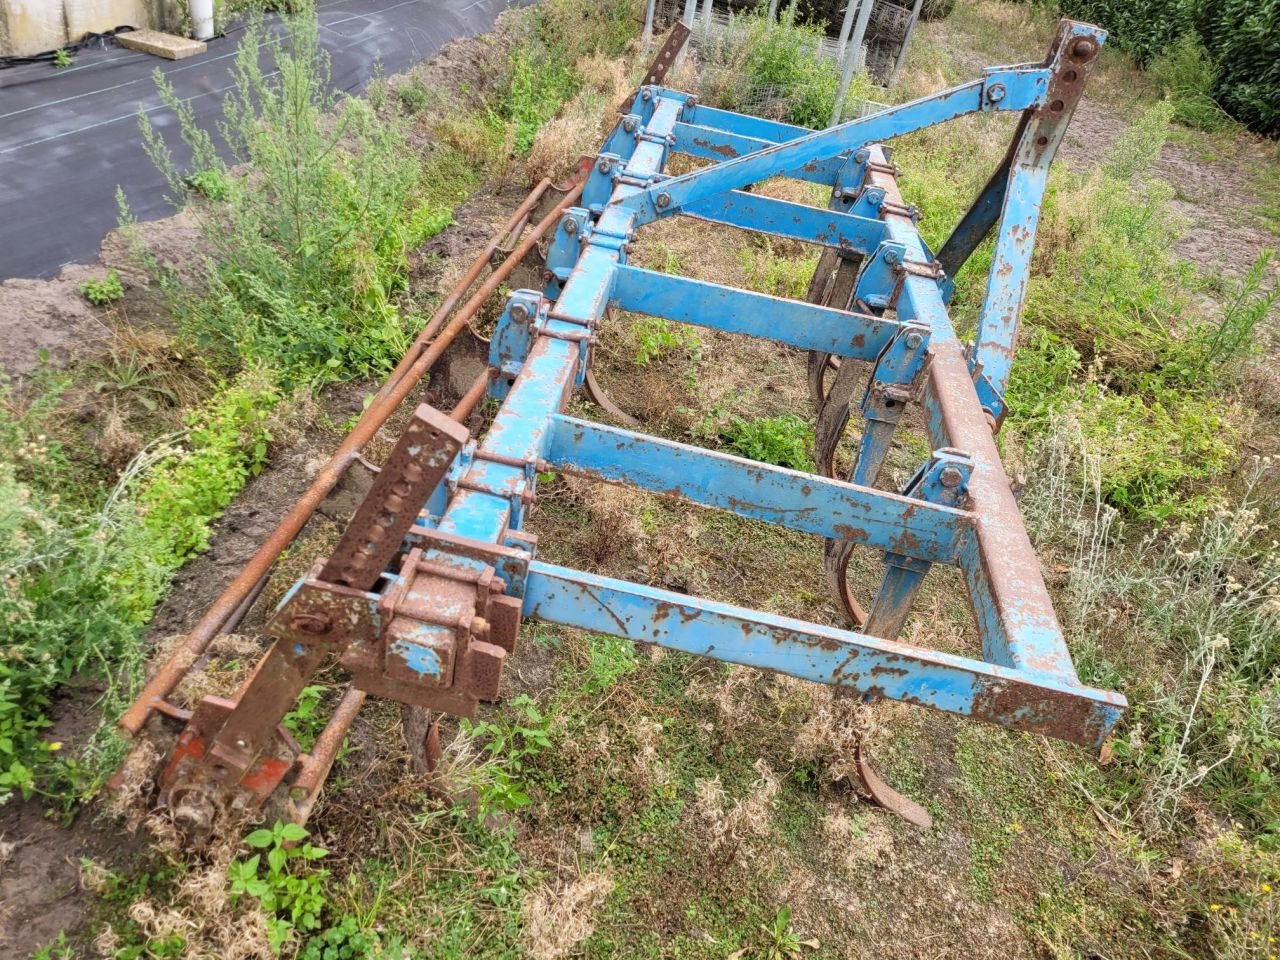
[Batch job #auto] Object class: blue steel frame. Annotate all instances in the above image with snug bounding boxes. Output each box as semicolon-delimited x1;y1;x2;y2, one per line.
396;18;1129;749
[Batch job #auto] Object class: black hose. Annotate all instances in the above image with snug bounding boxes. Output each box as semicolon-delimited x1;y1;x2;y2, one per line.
0;26;137;69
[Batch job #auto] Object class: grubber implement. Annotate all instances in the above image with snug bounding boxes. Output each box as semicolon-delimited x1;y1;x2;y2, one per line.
116;19;1127;833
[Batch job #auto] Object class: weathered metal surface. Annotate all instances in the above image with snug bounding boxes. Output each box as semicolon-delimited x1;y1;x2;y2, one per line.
642;20;691;87
121;22;1130;830
319;404;469;591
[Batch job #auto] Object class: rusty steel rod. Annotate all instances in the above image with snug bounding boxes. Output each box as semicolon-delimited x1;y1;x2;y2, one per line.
287;686;367;812
119;179;585;736
391;179;553;380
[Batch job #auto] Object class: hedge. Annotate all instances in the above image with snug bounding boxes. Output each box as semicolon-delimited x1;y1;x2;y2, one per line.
1055;0;1280;137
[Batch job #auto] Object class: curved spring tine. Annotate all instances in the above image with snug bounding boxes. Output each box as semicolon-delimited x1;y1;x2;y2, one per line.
585;368;641;427
804;248;839;409
823;537;867;628
806;351;839;408
813;358;864;479
805;251;863;410
855;740;933;828
584;308;641;427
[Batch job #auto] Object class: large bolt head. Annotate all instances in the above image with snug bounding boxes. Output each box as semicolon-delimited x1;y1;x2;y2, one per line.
656;192;672;209
986;82;1006;104
883;248;901;265
905;332;923;349
562;216;578;235
510;302;531;323
623;117;637;133
940;466;964;489
597;157;613;174
290;612;332;635
1070;36;1098;62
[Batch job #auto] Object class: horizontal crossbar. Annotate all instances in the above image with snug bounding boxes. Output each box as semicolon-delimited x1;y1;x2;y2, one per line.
609;265;902;361
544;416;967;564
523;562;1126;747
683;190;887;256
669;123;840;185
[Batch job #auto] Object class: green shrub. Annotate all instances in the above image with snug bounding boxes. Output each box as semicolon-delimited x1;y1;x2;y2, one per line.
0;368;278;804
138;371;279;562
697;8;859;128
1001;103;1248;520
1049;457;1280;837
491;53;581;155
721;414;815;471
1147;33;1229;131
632;316;702;366
139;3;428;386
80;270;124;306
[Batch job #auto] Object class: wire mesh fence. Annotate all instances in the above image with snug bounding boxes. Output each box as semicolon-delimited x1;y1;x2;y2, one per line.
652;1;889;124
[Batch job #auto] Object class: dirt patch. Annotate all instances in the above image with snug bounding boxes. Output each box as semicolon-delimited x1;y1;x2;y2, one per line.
1059;100;1278;284
0;801;150;959
0;265;112;378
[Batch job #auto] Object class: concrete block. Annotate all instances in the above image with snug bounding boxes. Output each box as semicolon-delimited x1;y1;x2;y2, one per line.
116;27;204;59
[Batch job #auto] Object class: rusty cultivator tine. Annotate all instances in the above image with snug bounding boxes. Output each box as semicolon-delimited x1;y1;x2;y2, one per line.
118;22;1128;832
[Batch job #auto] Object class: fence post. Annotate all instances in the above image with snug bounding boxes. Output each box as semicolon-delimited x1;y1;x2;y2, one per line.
849;0;874;71
835;0;859;67
642;0;657;49
887;0;924;86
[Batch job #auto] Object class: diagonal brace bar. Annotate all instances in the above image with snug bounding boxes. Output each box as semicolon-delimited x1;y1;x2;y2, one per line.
619;68;1050;225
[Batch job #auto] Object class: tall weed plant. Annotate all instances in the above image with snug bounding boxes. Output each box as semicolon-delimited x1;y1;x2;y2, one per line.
1035;435;1280;839
0;369;278;805
139;2;430;386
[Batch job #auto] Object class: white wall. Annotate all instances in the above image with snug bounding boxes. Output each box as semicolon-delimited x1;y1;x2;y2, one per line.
1;0;179;56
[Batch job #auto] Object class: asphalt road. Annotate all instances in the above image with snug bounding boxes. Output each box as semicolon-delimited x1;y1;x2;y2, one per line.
0;0;523;281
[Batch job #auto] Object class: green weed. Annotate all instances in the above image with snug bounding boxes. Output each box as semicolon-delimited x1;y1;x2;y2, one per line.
721;414;814;472
1148;33;1231;131
632;316;702;366
739;242;817;299
186;168;230;202
80;270;124;306
229;822;330;953
490;53;580;155
459;693;555;815
52;48;72;69
137;371;278;562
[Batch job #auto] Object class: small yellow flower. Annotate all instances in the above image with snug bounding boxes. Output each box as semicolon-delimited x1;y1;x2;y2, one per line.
1262;883;1272;893
48;741;62;751
1210;904;1222;912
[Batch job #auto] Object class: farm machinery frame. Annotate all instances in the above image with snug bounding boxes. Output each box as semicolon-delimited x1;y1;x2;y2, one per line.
116;20;1126;831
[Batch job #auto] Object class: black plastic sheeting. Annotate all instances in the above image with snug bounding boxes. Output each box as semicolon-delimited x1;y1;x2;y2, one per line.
0;0;526;280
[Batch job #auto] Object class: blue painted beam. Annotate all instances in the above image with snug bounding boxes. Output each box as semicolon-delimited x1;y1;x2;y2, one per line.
669;122;840;185
619;69;1050;225
544;415;969;563
682;189;887;256
523;561;1127;747
609;265;904;361
680;103;810;143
